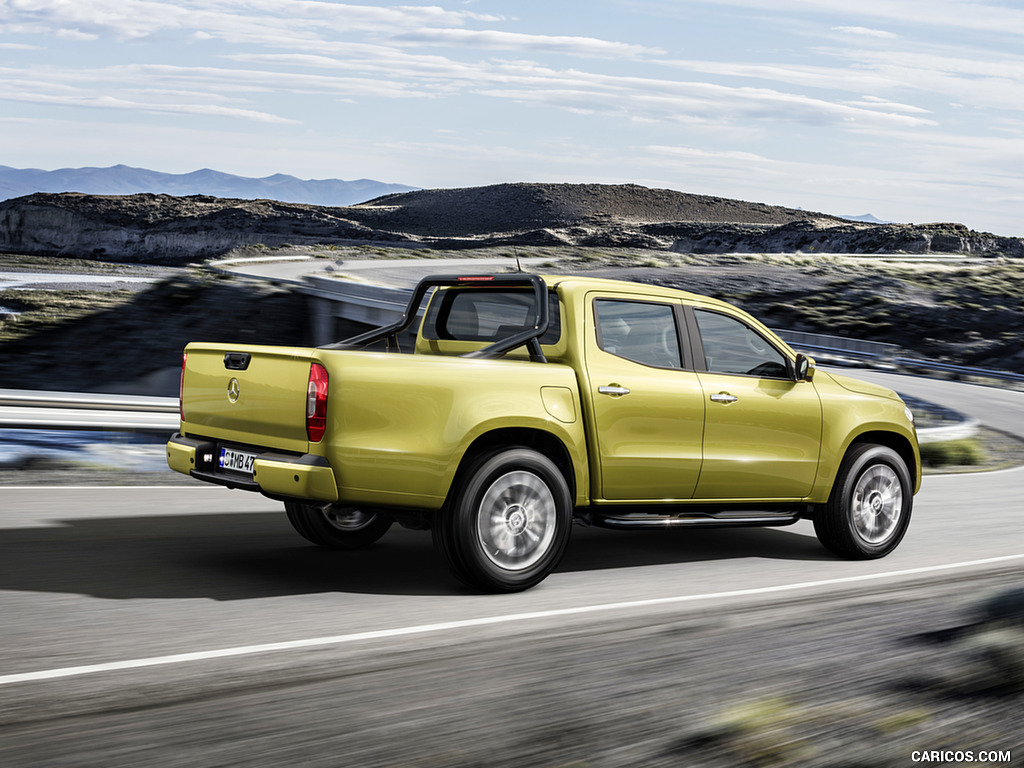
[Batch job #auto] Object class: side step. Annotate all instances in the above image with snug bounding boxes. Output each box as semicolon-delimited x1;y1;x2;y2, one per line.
578;507;805;530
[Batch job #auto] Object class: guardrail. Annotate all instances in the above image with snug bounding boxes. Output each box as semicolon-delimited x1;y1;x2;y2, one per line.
776;331;1024;385
892;357;1024;383
0;389;179;431
775;330;900;362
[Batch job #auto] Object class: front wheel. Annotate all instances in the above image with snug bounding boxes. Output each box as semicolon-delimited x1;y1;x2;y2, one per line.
285;502;393;549
814;444;913;559
434;447;572;592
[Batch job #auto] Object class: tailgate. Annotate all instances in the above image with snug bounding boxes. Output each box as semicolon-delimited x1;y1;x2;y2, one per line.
180;342;315;454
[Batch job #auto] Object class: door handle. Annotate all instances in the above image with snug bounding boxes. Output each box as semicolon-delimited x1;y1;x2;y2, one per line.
223;352;251;371
709;393;738;403
598;385;631;396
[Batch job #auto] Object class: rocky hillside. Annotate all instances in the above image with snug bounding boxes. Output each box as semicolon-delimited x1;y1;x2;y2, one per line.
1;184;1021;263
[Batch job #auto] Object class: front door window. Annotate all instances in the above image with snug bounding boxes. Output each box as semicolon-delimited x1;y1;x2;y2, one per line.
694;310;789;379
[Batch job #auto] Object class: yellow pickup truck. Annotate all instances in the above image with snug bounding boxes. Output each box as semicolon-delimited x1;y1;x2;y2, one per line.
168;273;920;592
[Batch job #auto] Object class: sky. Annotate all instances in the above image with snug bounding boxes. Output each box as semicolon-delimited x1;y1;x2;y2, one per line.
1;0;1023;235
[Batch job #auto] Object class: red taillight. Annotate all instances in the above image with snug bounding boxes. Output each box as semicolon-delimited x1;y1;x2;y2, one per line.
179;351;187;423
306;362;329;442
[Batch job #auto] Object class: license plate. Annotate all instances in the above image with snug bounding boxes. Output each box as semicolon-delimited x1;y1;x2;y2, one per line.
219;447;257;474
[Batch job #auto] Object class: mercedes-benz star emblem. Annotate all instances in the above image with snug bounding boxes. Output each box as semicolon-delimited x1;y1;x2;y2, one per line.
227;378;240;403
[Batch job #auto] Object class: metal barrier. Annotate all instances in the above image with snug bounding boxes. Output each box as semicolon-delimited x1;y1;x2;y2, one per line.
775;330;1024;384
0;389;177;412
774;330;900;362
0;389;178;430
893;357;1024;383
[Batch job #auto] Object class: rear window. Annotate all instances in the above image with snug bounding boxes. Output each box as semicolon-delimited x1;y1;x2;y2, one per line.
422;288;561;344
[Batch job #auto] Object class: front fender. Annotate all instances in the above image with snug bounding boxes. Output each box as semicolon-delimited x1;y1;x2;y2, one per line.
808;373;921;502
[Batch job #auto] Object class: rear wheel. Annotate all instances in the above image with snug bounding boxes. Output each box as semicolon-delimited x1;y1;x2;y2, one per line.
285;502;393;549
814;444;912;559
434;447;572;592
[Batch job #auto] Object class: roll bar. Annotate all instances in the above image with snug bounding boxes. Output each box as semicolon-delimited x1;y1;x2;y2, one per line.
320;274;550;363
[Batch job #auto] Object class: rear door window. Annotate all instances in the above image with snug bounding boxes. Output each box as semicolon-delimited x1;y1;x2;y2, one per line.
594;299;682;368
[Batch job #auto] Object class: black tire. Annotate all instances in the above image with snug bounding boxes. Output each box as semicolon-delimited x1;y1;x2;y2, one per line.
433;447;572;592
814;443;913;559
284;502;393;549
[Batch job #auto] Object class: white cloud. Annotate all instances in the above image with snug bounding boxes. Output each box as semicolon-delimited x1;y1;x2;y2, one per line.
844;96;931;114
828;48;1024;113
215;48;941;130
388;28;663;59
646;145;776;169
662;59;900;92
478;68;937;129
0;0;503;44
0;86;299;123
831;26;899;39
656;0;1024;37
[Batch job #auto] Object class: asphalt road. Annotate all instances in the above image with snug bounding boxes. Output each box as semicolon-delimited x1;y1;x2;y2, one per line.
836;367;1024;435
2;482;1023;765
1;367;1023;766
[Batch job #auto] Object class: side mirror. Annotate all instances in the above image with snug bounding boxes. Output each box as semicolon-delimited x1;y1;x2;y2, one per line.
794;353;815;381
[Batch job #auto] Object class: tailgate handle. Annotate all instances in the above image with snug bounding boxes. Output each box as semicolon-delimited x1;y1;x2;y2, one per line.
224;352;252;371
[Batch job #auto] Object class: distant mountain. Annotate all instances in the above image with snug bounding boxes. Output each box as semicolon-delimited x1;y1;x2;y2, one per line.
841;213;890;224
0;164;417;206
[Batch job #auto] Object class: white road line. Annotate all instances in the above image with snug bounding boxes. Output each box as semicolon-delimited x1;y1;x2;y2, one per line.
3;553;1023;687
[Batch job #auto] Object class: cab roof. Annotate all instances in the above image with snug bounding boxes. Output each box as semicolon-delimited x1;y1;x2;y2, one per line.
538;273;735;312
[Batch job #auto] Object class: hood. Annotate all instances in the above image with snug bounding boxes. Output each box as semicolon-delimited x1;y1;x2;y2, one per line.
822;371;902;401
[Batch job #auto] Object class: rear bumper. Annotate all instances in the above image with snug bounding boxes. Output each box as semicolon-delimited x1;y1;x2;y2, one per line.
167;433;339;502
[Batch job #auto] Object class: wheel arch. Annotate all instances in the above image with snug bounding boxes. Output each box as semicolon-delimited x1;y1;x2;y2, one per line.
448;427;580;508
847;429;921;493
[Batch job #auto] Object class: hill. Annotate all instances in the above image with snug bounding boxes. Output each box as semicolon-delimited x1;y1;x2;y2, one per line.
0;164;416;207
0;183;1021;263
357;182;839;235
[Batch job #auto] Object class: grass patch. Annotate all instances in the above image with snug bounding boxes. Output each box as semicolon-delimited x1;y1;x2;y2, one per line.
0;288;136;344
915;428;1023;475
1;252;131;273
920;437;986;468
